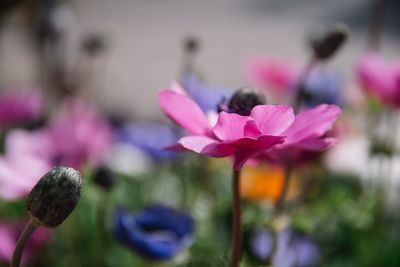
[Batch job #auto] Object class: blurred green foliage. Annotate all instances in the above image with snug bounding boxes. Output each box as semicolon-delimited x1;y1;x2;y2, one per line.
1;156;400;267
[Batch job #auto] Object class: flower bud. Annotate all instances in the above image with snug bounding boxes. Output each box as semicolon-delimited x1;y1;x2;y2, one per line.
93;165;116;191
27;166;82;228
227;88;266;116
81;33;108;57
183;36;200;54
309;23;349;61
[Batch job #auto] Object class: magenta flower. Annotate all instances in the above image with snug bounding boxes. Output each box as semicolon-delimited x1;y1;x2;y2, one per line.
246;57;300;96
159;83;341;169
159;83;287;170
0;221;49;263
0;130;51;200
44;98;113;169
0;98;112;200
0;90;44;127
357;53;400;108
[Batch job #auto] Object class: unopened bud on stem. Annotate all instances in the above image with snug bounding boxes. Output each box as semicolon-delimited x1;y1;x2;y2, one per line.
309;23;349;61
27;166;82;228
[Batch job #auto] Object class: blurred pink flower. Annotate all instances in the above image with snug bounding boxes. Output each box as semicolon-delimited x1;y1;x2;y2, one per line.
0;90;44;127
0;98;112;200
45;98;113;169
246;57;300;96
0;221;50;264
357;53;400;108
159;83;341;169
0;130;51;200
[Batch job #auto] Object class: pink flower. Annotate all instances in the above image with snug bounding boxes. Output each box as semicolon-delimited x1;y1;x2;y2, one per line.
0;98;113;200
44;98;113;169
159;83;341;169
159;83;286;170
357;53;400;108
246;57;300;96
0;221;50;263
0;130;51;200
0;90;44;127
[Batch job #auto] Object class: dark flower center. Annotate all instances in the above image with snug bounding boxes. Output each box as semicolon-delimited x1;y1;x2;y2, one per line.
226;88;266;116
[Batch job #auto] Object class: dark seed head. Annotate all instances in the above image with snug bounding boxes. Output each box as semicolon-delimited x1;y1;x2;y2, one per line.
81;33;108;57
93;165;116;191
27;166;82;228
309;23;349;61
183;36;200;54
227;88;266;116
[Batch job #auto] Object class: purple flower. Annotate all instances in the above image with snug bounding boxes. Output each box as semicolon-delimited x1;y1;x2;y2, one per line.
273;229;320;267
113;205;195;261
116;123;179;162
180;74;231;112
246;228;320;267
301;68;343;108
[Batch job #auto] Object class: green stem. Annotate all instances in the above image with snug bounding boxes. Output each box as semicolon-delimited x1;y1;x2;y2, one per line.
275;164;292;213
11;218;39;267
96;192;109;267
230;169;242;267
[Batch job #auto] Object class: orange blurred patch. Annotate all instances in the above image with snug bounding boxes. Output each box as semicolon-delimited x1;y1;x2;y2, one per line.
241;165;298;203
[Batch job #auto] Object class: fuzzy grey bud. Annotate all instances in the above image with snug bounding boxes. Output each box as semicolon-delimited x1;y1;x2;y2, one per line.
309;23;349;61
27;166;82;228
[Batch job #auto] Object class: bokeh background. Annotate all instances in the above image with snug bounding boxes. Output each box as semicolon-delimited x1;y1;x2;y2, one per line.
1;0;399;118
1;1;400;267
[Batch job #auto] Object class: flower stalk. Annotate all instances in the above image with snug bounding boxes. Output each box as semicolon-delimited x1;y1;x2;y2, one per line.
368;0;387;51
230;169;242;267
10;217;40;267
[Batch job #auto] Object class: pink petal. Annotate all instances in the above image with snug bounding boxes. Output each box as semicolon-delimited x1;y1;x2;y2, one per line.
233;135;285;170
250;105;295;135
158;89;210;135
293;137;338;151
282;104;341;146
179;136;236;157
212;112;261;141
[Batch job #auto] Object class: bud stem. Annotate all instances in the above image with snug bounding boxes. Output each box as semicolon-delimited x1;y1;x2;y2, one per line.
293;57;317;111
368;0;387;51
11;217;39;267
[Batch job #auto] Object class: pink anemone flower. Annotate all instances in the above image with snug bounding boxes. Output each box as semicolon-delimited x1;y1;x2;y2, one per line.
246;57;300;97
159;83;341;170
0;90;44;128
159;83;286;170
357;53;400;108
44;98;113;169
0;98;113;200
